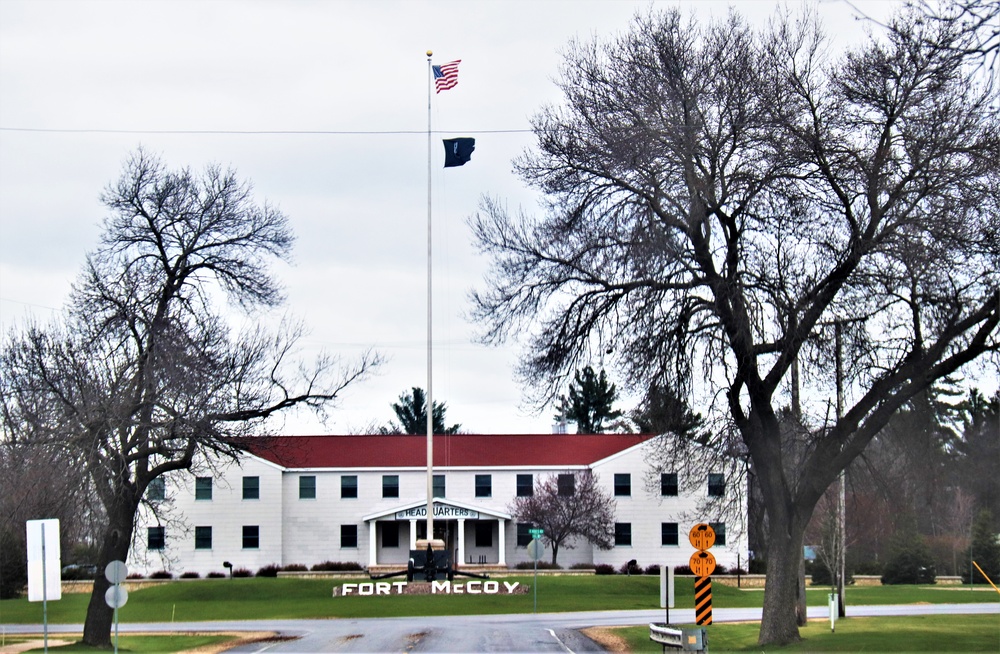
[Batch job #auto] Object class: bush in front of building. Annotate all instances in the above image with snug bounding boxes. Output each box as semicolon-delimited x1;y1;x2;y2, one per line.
594;564;616;575
311;561;364;571
256;564;281;577
513;561;562;570
180;571;200;579
232;567;253;577
149;570;173;579
280;563;308;572
619;560;642;575
207;571;226;578
644;564;660;575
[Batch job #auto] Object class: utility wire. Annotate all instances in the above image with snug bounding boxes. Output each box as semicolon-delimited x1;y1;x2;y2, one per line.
0;126;532;135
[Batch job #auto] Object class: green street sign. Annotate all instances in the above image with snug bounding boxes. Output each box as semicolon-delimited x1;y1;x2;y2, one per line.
528;528;544;537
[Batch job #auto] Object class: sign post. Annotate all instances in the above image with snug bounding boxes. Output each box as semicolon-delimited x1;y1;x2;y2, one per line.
527;528;544;613
26;519;61;654
105;561;129;654
660;565;675;624
688;523;716;626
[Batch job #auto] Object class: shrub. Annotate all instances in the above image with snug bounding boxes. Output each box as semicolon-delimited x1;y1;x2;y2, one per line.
569;563;594;570
281;564;308;572
126;572;144;580
748;558;766;574
0;529;27;599
256;564;281;577
513;561;562;570
232;567;253;578
311;561;364;572
179;571;200;579
881;526;936;585
594;564;616;575
207;571;226;578
149;570;173;579
644;564;661;575
673;565;693;575
619;560;642;575
714;564;728;575
854;560;883;576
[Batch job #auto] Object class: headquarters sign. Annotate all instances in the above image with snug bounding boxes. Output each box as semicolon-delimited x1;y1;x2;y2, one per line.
394;504;480;520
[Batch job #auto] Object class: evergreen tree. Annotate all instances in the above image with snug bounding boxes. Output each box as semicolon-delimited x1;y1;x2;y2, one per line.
555;367;622;434
631;381;705;441
963;509;1000;585
385;387;460;435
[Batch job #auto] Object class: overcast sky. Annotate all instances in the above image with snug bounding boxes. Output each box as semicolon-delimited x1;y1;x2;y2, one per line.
7;0;985;436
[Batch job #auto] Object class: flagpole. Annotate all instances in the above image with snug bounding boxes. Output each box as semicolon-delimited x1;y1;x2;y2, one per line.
425;50;435;550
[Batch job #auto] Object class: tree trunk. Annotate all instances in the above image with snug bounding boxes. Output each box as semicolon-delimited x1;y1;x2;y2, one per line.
759;523;806;646
82;500;137;647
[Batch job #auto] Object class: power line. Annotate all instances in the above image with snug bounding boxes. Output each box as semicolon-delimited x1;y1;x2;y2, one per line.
0;126;532;136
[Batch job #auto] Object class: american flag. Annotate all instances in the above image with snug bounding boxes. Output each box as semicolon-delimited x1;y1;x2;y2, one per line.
432;60;461;93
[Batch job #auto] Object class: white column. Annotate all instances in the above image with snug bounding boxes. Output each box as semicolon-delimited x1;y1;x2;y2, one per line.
498;518;507;566
368;521;377;567
457;518;466;566
409;520;418;549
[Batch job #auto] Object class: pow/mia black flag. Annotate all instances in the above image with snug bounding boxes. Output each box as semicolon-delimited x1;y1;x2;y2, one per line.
443;137;476;167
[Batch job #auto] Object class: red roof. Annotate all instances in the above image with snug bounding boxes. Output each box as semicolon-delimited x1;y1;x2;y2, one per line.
244;434;656;469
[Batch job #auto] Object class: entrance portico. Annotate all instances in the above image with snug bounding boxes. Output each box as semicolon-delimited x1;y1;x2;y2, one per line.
363;498;511;569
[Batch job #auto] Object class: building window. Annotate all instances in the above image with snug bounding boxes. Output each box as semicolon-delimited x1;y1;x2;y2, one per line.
516;523;533;547
557;473;575;496
709;522;726;546
433;474;446;498
242;525;259;549
195;526;212;550
382;475;399;498
661;522;679;546
661;472;678;497
708;473;725;497
516;474;533;497
341;475;358;499
194;476;212;501
147;477;165;501
341;524;358;549
299;475;316;499
382;522;399;548
475;474;492;498
242;476;259;500
614;473;631;497
147;526;165;550
614;522;632;546
475;522;492;548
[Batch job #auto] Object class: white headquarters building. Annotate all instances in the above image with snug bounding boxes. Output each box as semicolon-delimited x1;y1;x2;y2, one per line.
131;433;747;575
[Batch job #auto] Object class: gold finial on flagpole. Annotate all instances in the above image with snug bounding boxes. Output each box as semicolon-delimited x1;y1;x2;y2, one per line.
427;50;433;57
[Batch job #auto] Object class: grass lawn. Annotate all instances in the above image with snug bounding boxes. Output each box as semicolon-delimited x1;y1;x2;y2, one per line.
608;614;1000;652
16;634;237;653
0;577;996;624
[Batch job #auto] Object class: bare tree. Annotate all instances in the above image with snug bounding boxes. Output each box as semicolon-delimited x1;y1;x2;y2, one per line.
0;150;381;646
508;471;615;565
469;5;998;646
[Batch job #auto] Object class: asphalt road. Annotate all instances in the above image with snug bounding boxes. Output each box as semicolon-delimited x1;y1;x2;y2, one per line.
4;603;998;652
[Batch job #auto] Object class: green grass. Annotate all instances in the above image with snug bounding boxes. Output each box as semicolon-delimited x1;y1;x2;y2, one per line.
611;614;1000;652
20;634;235;653
0;577;995;624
